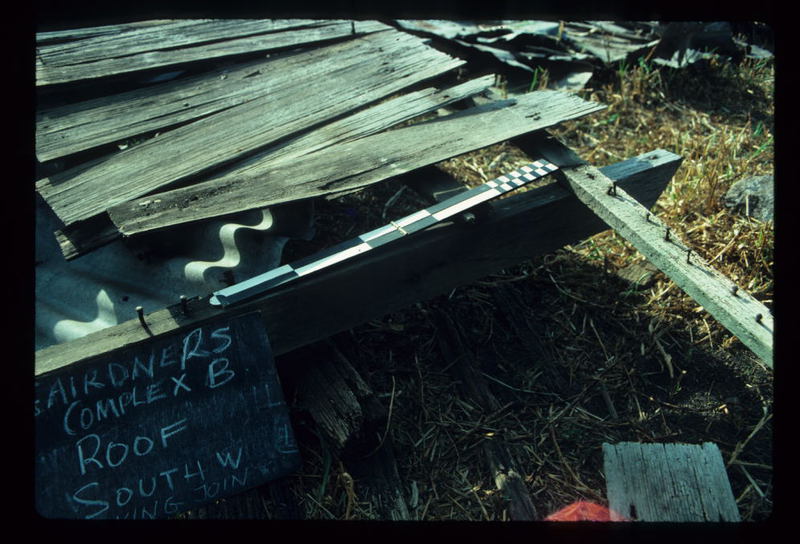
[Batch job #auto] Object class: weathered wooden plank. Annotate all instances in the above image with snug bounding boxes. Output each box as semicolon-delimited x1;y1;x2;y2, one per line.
38;37;420;161
35;149;679;377
294;348;386;458
205;75;498;182
603;442;740;521
36;29;463;227
561;163;773;367
52;76;495;260
54;216;121;260
107;91;605;236
36;20;177;45
348;439;411;520
38;20;309;63
291;344;411;519
37;20;390;85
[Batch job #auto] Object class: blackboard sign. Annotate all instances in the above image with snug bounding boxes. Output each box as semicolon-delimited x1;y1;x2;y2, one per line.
35;311;300;519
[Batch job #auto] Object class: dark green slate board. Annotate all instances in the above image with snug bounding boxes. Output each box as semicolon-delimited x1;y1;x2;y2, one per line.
35;311;299;519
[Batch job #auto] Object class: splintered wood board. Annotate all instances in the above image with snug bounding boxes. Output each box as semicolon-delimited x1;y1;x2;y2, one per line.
562;164;773;367
204;75;497;182
36;20;178;44
36;29;463;227
603;442;741;522
37;34;393;161
55;75;496;259
36;19;390;85
107;90;606;235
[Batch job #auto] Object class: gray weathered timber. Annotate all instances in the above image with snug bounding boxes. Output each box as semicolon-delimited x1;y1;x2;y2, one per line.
347;440;411;520
295;348;386;457
36;20;178;45
36;19;390;85
35;148;678;377
603;442;741;521
52;76;495;260
107;91;605;235
54;218;121;261
38;20;305;63
38;36;415;161
561;164;773;367
36;29;463;226
205;75;498;181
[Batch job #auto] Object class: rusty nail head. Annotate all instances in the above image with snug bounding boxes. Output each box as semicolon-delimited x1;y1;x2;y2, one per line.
180;295;188;314
136;306;146;327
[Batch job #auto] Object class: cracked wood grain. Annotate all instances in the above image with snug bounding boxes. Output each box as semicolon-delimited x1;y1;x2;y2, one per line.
561;163;773;367
36;29;463;226
107;91;605;236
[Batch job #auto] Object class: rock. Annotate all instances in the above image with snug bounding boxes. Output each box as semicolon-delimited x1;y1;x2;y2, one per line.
722;174;774;223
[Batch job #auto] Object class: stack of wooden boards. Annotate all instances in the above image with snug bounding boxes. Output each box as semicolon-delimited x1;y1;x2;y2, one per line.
35;19;773;371
36;19;605;259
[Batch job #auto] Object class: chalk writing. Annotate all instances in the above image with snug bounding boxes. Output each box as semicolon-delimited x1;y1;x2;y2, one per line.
35;312;300;519
35;325;235;417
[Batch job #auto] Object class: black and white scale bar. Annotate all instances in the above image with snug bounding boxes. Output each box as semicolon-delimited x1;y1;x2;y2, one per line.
210;159;559;307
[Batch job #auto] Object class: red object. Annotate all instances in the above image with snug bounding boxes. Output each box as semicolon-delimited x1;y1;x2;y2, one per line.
545;501;628;521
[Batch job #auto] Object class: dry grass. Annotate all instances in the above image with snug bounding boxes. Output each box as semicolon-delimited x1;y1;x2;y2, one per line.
273;53;774;522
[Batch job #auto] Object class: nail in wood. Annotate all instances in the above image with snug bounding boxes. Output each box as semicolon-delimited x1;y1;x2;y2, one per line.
180;295;189;315
755;313;763;324
136;306;146;328
664;227;671;242
731;285;739;296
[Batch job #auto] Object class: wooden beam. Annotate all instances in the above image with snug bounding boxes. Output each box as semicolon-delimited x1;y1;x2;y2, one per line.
36;29;463;227
36;20;390;85
560;163;773;368
106;91;605;236
35;149;679;376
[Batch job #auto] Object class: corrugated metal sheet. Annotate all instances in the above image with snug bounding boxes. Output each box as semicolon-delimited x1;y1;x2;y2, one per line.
35;196;313;350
